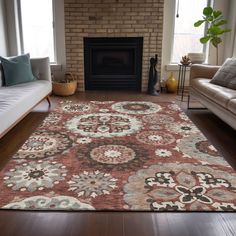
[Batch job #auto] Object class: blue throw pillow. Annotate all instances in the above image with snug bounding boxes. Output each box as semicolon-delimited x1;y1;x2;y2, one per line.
0;54;36;86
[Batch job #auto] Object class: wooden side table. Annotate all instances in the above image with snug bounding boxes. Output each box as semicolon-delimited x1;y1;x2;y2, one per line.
177;64;191;101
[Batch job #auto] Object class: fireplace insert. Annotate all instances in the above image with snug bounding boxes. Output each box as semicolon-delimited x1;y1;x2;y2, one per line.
84;37;143;90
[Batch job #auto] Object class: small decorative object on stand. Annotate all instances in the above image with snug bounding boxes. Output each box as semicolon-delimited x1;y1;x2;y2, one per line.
52;72;78;96
180;55;191;66
147;54;160;96
166;72;177;93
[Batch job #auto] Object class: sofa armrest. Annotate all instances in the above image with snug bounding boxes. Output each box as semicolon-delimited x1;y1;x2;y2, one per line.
31;57;51;82
190;64;220;80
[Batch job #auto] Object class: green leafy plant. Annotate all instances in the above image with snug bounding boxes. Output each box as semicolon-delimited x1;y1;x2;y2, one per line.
194;6;231;65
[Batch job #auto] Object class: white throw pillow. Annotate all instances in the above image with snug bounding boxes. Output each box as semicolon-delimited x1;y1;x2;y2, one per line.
210;58;236;90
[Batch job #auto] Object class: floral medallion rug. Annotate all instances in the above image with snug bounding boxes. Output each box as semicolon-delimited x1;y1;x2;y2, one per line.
0;101;236;211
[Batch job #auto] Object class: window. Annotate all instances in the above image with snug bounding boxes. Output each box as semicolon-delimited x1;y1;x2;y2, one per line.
171;0;209;63
19;0;55;62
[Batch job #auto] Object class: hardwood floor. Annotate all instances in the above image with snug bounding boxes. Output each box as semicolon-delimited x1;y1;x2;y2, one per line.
0;211;236;236
0;91;236;236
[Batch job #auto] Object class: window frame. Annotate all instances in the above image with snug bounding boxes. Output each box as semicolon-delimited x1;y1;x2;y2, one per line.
170;0;212;64
17;0;57;64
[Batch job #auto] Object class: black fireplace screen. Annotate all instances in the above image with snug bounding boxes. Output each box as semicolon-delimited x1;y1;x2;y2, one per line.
92;49;135;75
84;37;143;90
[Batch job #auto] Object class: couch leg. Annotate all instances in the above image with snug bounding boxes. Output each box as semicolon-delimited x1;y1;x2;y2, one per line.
187;94;208;110
187;94;190;109
46;96;51;107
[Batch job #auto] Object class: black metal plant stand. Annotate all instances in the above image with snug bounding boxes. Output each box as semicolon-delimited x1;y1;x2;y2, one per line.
177;64;191;101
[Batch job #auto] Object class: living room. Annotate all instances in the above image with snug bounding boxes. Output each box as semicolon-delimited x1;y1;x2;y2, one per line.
0;0;236;235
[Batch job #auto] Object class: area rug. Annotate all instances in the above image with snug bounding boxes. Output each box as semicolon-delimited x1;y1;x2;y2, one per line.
0;101;236;211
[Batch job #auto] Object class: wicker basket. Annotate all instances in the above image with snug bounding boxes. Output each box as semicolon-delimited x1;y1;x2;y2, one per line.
52;73;77;96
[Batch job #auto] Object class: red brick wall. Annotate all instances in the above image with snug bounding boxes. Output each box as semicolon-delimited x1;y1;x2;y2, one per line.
64;0;164;91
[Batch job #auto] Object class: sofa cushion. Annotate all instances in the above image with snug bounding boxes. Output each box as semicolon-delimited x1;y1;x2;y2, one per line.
0;64;3;87
191;78;236;107
228;99;236;115
0;54;36;86
0;80;51;135
210;58;236;89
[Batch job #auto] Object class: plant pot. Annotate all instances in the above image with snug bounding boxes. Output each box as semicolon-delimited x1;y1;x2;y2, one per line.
52;80;77;96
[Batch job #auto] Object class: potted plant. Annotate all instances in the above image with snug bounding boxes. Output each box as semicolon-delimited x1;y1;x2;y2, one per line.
52;72;78;96
194;6;231;65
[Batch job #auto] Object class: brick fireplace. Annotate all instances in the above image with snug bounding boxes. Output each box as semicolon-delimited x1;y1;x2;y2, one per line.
64;0;164;92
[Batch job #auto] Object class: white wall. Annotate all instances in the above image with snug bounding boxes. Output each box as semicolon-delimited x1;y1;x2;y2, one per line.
160;0;176;82
224;0;236;58
53;0;66;68
0;0;8;56
5;0;21;56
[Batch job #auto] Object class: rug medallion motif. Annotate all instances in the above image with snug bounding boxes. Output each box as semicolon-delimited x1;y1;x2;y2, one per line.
0;101;235;211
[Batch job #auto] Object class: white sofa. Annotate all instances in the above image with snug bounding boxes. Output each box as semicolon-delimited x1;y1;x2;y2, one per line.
189;64;236;130
0;57;52;138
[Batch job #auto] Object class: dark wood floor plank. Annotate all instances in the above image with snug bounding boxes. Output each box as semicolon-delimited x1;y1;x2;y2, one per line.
124;213;156;236
0;211;236;236
218;213;236;236
152;213;172;236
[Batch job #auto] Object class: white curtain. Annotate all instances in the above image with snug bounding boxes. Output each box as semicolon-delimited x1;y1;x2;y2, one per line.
224;0;236;58
233;33;236;57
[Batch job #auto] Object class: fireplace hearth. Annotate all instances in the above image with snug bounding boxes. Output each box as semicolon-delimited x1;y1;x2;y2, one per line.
84;37;143;90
